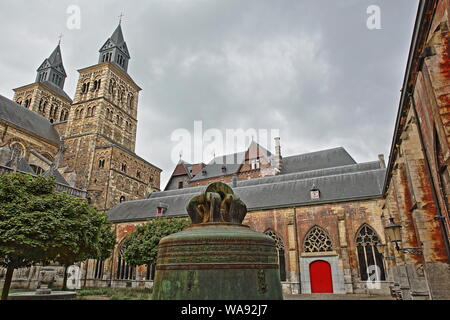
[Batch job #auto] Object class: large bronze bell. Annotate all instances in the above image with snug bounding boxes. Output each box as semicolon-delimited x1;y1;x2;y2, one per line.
152;182;283;300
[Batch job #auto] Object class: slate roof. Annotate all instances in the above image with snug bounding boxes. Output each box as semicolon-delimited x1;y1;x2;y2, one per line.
190;152;246;182
111;25;126;46
37;44;67;77
43;167;70;186
0;95;61;144
108;160;386;223
281;147;356;174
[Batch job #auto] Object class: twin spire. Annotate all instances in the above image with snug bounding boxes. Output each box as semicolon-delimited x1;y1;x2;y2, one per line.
36;43;67;90
35;22;131;89
98;23;130;72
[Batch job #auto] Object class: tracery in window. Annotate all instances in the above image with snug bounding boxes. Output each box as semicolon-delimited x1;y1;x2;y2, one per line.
303;226;333;253
264;229;286;281
355;224;386;281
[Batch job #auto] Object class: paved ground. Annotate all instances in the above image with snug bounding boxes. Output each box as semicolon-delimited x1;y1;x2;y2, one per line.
284;294;394;300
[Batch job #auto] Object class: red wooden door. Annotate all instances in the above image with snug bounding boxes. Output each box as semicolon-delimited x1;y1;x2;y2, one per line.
310;260;333;293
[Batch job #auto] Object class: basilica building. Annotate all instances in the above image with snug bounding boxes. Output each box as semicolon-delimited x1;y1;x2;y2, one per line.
2;23;162;212
1;0;450;300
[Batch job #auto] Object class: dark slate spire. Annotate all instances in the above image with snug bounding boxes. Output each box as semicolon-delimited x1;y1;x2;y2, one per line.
36;44;67;90
99;24;130;72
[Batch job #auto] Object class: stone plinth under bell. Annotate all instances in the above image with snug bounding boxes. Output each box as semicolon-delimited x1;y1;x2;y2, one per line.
152;183;283;300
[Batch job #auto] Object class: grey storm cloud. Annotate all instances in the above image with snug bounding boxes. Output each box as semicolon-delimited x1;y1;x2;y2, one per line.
0;0;419;188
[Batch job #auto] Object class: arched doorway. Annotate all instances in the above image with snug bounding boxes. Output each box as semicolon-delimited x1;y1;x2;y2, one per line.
309;260;333;293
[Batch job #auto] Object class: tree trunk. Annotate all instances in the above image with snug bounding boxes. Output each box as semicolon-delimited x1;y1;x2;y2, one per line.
1;265;15;300
62;265;69;291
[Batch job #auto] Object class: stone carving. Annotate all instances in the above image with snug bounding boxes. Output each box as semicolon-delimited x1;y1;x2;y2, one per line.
257;270;268;294
66;265;81;290
186;182;247;225
37;268;57;294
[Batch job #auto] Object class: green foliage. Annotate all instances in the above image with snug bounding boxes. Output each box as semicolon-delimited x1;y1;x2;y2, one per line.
121;217;191;266
77;287;152;300
0;172;116;269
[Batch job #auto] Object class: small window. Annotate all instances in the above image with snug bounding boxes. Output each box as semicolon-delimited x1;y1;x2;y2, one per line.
99;159;106;168
121;163;127;173
119;196;126;203
137;171;141;179
178;181;184;189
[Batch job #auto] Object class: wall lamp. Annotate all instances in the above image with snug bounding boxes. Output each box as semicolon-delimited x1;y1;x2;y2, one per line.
384;217;423;255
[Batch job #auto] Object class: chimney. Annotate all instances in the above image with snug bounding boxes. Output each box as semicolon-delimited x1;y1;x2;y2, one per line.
378;154;386;168
232;175;238;188
274;137;283;172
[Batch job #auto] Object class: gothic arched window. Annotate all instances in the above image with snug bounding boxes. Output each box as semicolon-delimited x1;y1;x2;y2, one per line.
355;225;386;281
264;229;286;282
116;242;135;280
303;226;333;253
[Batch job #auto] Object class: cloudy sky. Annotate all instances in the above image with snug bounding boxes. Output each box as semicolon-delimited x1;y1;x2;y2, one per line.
0;0;419;188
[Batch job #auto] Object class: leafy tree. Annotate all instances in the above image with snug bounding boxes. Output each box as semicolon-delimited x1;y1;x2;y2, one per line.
0;173;116;299
121;217;191;267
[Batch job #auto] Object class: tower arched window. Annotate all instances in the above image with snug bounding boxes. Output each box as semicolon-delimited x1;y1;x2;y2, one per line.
98;159;106;168
303;226;333;253
119;196;126;203
42;101;47;113
24;98;31;108
121;163;127;173
355;225;386;281
109;79;115;94
264;229;286;282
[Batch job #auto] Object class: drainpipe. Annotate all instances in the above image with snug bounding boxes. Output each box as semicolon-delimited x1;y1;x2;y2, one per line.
409;92;450;263
293;207;302;294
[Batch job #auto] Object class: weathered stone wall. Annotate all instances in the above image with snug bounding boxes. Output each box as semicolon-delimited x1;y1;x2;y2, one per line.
0;121;59;164
383;0;450;300
244;198;387;295
13;83;72;125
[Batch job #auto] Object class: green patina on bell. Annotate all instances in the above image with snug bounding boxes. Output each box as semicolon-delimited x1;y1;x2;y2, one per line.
152;182;283;300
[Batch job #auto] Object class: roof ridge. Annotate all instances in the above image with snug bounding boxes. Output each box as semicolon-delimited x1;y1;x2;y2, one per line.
283;146;346;159
233;168;386;191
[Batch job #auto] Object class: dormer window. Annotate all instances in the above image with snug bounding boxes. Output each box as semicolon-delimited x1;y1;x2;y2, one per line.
157;203;168;215
221;165;227;173
310;185;320;200
202;169;207;176
250;159;260;170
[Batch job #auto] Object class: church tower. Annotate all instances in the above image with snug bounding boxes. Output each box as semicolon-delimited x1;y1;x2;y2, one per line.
13;43;72;127
61;23;161;211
